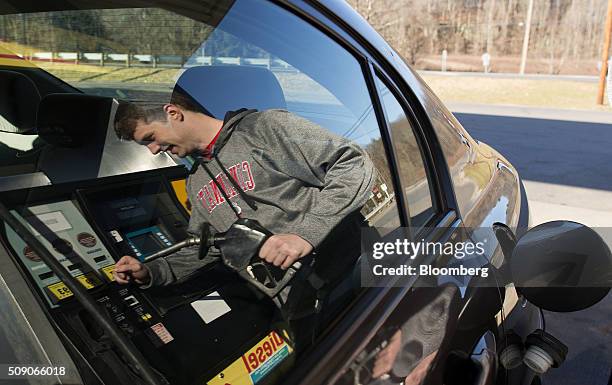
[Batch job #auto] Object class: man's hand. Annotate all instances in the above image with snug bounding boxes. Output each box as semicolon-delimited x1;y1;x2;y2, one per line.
259;234;313;269
113;255;150;285
372;329;402;379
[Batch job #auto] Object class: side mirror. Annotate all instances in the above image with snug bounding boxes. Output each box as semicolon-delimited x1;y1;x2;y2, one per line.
510;221;611;312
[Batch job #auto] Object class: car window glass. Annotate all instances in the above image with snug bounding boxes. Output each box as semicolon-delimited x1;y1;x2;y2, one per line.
176;1;406;344
175;1;402;234
0;1;405;383
334;285;462;385
0;114;19;133
374;74;436;229
0;2;402;228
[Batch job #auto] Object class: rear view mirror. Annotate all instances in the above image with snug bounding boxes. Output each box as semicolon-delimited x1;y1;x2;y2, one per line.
510;221;611;312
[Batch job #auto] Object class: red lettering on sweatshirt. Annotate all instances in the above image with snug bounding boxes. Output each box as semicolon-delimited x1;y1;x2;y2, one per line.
216;173;237;199
242;161;255;191
196;185;217;213
205;186;216;213
208;179;225;205
228;164;244;190
196;161;256;214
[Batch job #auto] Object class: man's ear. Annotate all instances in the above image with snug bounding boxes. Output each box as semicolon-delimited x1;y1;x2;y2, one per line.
163;104;184;121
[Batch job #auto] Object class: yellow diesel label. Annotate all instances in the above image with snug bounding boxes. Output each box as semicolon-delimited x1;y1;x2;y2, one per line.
47;281;74;301
101;264;116;281
46;272;102;301
76;272;102;289
207;331;292;385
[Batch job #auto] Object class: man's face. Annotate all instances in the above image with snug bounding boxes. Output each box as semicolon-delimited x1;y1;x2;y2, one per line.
132;117;192;158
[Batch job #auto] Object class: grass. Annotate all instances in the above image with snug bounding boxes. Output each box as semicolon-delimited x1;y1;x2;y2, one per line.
38;62;181;83
420;74;610;111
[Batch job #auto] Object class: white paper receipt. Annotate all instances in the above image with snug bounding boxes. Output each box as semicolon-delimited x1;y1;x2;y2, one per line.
190;291;231;324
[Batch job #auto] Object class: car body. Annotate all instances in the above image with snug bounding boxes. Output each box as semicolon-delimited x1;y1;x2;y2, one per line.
0;1;542;385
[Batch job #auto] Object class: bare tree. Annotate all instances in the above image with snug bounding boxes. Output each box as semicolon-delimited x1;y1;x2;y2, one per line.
328;0;606;72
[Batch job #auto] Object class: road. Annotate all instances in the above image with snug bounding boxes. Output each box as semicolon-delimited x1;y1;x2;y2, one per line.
420;70;600;83
451;103;612;385
451;102;612;226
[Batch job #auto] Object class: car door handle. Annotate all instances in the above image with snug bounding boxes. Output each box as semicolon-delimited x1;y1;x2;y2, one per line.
470;331;497;385
471;348;496;385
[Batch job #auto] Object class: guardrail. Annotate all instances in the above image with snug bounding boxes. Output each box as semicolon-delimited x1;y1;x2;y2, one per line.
364;193;395;221
13;51;295;71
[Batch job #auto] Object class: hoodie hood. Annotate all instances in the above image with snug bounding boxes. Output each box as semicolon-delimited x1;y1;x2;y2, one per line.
202;108;258;163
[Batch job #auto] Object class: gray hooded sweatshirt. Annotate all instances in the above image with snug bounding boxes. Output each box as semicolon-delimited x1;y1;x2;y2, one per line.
145;109;376;286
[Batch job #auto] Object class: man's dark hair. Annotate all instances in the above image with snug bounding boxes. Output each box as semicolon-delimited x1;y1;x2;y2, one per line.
114;87;207;140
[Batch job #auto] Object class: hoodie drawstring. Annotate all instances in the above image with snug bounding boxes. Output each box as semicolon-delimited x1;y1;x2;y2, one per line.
214;154;258;211
200;159;243;219
199;156;259;219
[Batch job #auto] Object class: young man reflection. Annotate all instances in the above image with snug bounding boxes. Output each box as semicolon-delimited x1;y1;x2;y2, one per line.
111;87;375;340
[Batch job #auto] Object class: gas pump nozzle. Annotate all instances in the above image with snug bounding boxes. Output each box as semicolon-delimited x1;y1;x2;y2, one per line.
205;218;302;297
146;219;302;298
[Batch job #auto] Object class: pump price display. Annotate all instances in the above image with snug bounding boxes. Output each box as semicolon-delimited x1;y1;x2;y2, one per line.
45;273;103;303
208;331;292;385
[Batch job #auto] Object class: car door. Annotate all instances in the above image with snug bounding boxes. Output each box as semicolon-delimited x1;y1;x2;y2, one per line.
329;64;503;385
284;47;503;383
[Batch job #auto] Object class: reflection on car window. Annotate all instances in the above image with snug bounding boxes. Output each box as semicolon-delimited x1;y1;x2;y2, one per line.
375;74;436;228
176;0;402;233
0;132;43;177
0;0;407;382
163;0;405;326
0;7;223;102
0;114;19;133
335;285;461;385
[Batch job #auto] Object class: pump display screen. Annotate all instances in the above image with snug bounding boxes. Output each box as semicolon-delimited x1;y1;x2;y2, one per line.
76;179;191;264
112;198;148;221
130;232;163;258
125;226;173;260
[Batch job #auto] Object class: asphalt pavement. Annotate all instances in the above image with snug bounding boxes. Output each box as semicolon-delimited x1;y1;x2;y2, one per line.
420;70;600;83
451;103;612;226
451;102;612;385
